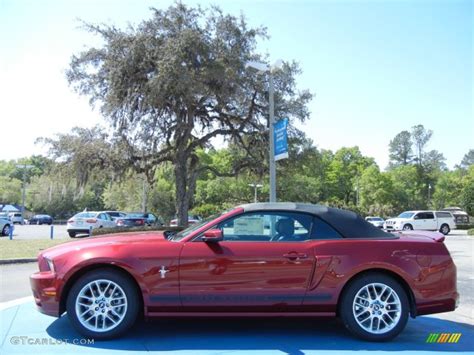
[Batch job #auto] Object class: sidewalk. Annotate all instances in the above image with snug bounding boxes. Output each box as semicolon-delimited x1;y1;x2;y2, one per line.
1;299;473;355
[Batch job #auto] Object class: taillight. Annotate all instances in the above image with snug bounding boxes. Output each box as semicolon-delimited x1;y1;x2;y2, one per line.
117;220;124;226
67;219;74;224
137;220;144;225
86;218;97;223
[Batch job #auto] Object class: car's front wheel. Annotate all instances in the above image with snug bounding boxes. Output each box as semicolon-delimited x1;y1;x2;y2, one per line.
66;269;140;339
402;224;413;231
68;231;76;238
2;224;10;236
340;273;409;341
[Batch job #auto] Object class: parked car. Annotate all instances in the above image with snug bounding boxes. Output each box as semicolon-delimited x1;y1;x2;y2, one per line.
384;210;455;235
115;215;147;228
29;214;53;225
441;207;470;225
8;212;24;225
169;214;201;227
126;212;162;226
0;215;11;236
365;216;384;228
67;211;117;238
104;211;127;221
30;202;458;341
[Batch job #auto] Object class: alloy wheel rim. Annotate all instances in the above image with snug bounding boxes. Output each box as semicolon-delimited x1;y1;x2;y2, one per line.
75;279;128;332
352;282;402;334
442;225;449;234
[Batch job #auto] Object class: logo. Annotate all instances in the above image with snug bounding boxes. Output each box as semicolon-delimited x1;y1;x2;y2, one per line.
159;265;169;279
426;333;462;343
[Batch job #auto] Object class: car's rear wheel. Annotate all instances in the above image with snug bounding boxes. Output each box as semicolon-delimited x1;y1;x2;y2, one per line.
439;224;450;235
402;224;413;231
2;224;10;236
340;273;409;341
68;231;76;238
66;269;140;339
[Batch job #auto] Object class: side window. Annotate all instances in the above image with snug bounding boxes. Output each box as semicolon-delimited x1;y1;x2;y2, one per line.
414;213;422;220
215;212;312;242
310;217;342;239
424;212;434;219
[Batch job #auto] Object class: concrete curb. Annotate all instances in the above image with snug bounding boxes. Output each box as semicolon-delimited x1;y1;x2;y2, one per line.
0;258;36;265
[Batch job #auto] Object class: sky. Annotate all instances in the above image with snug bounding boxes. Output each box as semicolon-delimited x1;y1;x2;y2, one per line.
0;0;472;170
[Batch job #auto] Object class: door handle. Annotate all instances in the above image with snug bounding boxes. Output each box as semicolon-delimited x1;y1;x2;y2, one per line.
283;252;308;260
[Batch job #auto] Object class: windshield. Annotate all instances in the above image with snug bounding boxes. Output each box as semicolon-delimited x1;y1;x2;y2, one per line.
397;212;414;219
171;213;223;241
368;217;383;221
127;213;145;218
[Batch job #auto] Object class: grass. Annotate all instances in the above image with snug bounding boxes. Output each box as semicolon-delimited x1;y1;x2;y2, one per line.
0;239;72;260
468;229;474;236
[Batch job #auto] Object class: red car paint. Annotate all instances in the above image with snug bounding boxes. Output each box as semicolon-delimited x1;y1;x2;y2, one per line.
30;206;458;319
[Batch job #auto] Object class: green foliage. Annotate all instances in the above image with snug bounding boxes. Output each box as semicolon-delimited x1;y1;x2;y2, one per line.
467;228;474;236
0;176;21;204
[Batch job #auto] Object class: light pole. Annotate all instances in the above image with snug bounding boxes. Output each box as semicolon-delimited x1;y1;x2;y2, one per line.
15;164;34;215
428;184;432;206
248;183;263;203
246;60;283;203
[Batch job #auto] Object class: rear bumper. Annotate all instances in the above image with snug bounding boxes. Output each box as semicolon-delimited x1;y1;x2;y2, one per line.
67;228;91;234
416;291;459;316
30;271;61;317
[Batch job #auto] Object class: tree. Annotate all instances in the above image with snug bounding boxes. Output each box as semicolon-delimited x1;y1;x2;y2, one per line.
67;2;312;225
460;166;474;215
325;147;376;206
411;124;433;166
460;149;474;169
388;131;413;168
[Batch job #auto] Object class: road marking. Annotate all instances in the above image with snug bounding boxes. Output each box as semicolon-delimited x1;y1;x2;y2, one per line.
0;296;33;311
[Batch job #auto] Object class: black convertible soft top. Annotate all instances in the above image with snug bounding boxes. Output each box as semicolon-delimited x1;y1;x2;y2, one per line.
239;202;395;239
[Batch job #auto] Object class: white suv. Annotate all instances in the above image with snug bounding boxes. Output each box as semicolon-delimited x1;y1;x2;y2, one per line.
384;210;455;235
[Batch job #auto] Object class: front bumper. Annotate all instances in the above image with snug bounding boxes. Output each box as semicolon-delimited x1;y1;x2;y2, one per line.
30;271;61;317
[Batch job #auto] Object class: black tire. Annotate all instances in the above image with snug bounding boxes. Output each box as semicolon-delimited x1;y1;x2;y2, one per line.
68;231;76;238
339;273;409;341
2;224;10;236
439;224;450;235
402;224;413;231
66;268;140;339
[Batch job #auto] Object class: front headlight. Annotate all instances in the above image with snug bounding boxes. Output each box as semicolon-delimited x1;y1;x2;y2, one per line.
45;257;55;273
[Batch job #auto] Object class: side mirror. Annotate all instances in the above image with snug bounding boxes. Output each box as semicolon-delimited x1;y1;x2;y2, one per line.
202;229;223;242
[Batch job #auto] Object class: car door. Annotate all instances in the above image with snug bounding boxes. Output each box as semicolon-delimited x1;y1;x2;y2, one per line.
412;212;425;229
178;211;316;309
423;212;437;230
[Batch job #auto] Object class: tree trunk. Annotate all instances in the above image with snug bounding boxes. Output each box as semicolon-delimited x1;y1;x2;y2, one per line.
174;158;189;227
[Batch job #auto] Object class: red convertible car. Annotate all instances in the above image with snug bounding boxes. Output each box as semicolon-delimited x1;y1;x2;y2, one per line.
30;203;458;341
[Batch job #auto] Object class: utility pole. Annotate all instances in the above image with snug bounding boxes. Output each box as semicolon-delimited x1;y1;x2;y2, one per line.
142;175;147;213
245;60;283;203
15;164;34;215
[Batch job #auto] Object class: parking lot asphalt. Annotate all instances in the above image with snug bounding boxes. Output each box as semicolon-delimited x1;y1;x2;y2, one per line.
3;224;70;240
0;231;472;354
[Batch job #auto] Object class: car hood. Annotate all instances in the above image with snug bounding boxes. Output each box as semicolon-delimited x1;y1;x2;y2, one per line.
385;218;407;223
42;231;168;259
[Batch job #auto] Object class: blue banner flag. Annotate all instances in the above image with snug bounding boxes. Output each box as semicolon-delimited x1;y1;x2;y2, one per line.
274;118;289;161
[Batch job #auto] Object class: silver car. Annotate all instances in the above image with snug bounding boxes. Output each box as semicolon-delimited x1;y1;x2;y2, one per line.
0;215;12;236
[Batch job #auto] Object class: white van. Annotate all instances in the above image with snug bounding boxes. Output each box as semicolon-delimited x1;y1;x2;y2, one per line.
384;210;455;235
